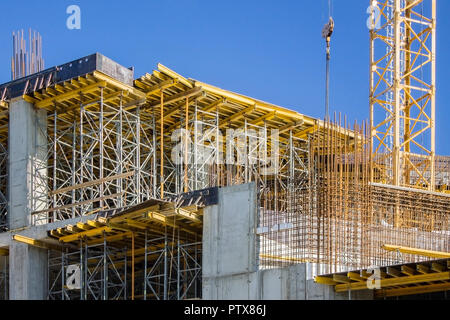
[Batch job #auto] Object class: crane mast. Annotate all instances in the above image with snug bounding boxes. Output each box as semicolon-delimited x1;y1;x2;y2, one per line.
369;0;436;191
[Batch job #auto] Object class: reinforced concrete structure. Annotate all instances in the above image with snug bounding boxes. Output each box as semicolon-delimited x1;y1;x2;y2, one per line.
0;1;448;298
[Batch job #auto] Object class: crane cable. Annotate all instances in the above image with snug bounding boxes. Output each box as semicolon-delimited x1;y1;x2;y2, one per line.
322;0;334;121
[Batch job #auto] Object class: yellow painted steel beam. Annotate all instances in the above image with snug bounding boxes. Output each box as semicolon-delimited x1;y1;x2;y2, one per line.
335;271;450;293
35;81;107;108
58;226;113;243
382;244;450;259
376;282;450;298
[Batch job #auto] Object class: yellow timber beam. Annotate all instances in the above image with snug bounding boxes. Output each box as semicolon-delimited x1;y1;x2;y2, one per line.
335;272;450;293
58;226;113;243
375;282;450;298
34;81;107;109
92;71;146;99
193;80;315;124
0;101;8;108
259;254;310;263
382;244;450;259
314;276;338;286
12;235;61;251
347;272;366;282
158;64;193;88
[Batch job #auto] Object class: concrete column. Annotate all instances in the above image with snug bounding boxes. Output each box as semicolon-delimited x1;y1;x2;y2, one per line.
8;97;47;229
8;97;48;300
9;242;47;300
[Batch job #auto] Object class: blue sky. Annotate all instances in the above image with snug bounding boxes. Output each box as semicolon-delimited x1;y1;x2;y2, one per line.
0;0;449;154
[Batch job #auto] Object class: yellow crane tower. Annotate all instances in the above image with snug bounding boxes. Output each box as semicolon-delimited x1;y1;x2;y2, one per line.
369;0;436;191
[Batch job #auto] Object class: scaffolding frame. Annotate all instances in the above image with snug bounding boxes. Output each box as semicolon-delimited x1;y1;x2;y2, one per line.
143;230;201;300
48;236;127;300
31;80;156;225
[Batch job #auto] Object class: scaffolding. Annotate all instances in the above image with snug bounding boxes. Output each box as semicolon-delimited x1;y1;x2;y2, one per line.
0;59;447;297
29;73;156;225
47;194;205;300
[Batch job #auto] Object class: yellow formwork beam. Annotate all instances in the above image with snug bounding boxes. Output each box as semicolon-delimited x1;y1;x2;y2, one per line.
347;272;365;282
12;235;61;250
314;276;338;286
382;244;450;259
259;254;310;263
92;71;146;99
58;226;113;243
0;248;9;256
157;64;193;88
34;81;107;109
193;80;312;123
335;271;450;293
376;282;450;298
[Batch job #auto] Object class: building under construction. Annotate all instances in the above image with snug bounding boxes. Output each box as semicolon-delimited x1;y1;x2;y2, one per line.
0;0;448;300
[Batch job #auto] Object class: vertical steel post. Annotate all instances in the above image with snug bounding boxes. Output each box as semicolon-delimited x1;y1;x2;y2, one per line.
164;227;168;300
99;87;104;208
103;233;108;300
144;230;147;300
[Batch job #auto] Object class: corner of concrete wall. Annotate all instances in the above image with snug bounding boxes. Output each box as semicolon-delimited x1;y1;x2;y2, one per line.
203;183;257;279
202;183;258;299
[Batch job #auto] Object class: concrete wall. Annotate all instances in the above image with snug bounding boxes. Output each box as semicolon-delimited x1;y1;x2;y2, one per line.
202;183;374;300
203;183;258;279
203;262;373;300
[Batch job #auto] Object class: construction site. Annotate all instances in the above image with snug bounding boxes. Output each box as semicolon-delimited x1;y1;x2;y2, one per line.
0;0;448;300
